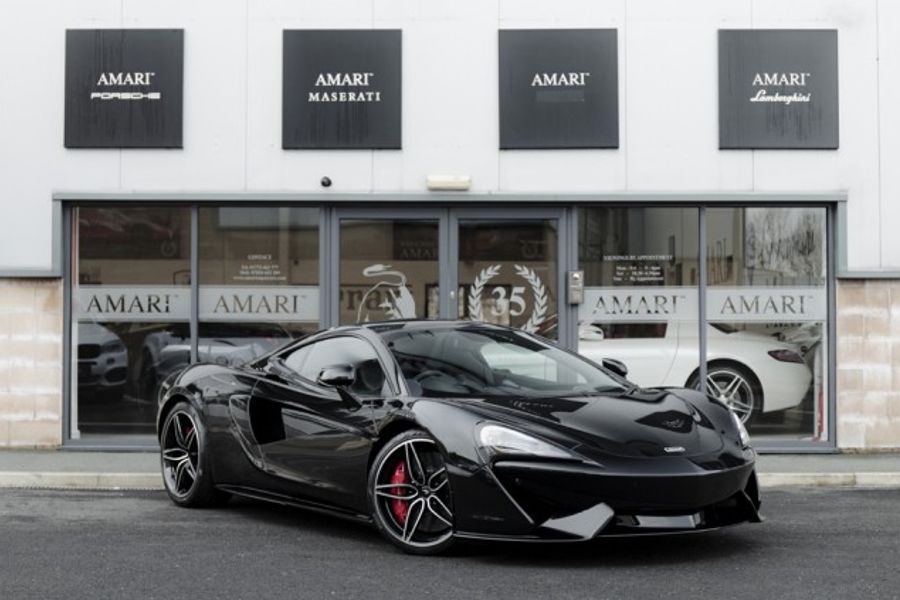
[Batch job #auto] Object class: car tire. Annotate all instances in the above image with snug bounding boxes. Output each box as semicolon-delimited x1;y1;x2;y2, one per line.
368;430;455;555
689;363;760;425
159;400;229;508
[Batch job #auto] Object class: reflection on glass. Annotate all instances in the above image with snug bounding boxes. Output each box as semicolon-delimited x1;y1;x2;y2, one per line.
339;220;438;324
458;220;558;339
577;207;700;387
74;206;191;436
706;207;827;441
199;206;320;368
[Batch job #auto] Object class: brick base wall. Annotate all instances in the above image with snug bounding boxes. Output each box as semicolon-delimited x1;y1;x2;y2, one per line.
836;280;900;449
0;278;63;447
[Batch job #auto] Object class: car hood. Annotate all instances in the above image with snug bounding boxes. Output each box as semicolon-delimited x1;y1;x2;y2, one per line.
447;387;730;460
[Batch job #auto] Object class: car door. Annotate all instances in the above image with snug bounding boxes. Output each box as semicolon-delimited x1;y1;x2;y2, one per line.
248;334;392;510
578;322;679;387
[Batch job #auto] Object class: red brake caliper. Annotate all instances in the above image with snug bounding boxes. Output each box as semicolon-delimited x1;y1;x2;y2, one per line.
390;460;409;525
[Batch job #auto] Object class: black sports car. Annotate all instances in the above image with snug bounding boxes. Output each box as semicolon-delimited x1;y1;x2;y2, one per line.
157;320;762;554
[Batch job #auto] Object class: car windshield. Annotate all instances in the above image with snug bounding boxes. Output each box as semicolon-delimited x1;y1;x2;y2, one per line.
380;325;629;399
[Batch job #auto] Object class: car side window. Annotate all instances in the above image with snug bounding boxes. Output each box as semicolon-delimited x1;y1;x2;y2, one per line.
283;344;313;373
289;336;389;397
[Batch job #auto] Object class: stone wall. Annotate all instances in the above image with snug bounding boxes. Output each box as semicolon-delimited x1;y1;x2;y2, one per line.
836;279;900;449
0;278;63;447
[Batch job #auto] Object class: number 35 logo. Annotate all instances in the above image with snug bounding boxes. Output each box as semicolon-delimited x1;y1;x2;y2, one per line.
490;286;527;317
468;264;548;333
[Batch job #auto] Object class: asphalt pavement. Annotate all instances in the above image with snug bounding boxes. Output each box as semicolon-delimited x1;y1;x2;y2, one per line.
1;487;898;600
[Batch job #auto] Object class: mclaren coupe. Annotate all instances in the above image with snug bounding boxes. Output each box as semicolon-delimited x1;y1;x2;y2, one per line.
157;320;762;554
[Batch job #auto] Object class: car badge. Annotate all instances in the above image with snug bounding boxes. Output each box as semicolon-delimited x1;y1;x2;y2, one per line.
664;446;686;454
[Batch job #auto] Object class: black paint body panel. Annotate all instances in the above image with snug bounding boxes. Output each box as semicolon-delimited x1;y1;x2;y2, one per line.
158;321;760;540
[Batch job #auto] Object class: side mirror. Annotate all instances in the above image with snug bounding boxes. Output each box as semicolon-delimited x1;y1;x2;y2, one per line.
317;364;356;388
317;364;361;410
602;357;629;379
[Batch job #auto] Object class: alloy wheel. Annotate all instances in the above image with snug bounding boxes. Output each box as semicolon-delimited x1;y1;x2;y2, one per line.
161;410;199;498
705;369;756;423
372;438;454;550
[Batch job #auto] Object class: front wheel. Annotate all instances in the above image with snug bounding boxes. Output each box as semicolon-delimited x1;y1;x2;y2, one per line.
159;400;229;507
368;430;455;555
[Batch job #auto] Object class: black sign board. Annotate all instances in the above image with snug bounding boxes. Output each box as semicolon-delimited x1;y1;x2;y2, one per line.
499;29;618;149
283;30;402;149
719;29;839;149
64;29;184;148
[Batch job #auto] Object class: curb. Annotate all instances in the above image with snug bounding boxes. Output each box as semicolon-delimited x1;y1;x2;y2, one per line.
757;472;900;489
1;471;899;491
0;471;163;491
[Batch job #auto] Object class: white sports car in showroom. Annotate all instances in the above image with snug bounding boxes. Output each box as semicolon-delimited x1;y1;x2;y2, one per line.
578;321;813;424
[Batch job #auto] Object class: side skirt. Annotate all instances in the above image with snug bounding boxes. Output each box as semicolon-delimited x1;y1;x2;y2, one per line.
217;484;373;525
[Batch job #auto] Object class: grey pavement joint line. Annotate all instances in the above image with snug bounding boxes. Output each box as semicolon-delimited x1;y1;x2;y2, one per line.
2;471;900;491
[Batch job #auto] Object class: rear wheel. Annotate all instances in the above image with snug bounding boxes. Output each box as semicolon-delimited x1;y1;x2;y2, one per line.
690;364;760;425
160;400;229;507
368;430;455;555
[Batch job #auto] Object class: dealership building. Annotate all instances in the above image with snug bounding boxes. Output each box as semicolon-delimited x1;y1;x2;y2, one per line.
1;1;898;452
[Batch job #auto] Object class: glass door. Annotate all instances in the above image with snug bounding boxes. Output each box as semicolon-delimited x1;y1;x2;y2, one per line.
332;209;448;325
331;208;568;341
451;209;565;341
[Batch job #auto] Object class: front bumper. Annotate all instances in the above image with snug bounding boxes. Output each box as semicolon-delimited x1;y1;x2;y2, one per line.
451;457;761;541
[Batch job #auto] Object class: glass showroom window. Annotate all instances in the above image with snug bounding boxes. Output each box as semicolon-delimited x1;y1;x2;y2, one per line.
198;207;319;369
458;220;559;339
577;207;700;387
339;220;438;324
72;206;191;437
705;207;828;441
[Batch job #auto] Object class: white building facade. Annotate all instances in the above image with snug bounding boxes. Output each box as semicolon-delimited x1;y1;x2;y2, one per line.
0;0;898;451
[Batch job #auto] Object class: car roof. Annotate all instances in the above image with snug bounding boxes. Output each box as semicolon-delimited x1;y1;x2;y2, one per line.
359;319;508;334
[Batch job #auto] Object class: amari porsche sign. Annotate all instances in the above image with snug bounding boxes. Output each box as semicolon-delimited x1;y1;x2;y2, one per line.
499;29;619;149
282;29;402;149
718;29;839;149
64;29;184;148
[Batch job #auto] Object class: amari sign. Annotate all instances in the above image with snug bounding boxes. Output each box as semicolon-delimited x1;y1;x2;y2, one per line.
64;29;184;148
499;29;619;149
718;29;839;149
581;287;827;323
76;286;319;323
282;30;402;149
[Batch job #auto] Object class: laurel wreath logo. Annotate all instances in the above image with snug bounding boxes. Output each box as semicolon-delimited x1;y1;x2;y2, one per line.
467;264;548;333
467;264;501;322
514;264;548;333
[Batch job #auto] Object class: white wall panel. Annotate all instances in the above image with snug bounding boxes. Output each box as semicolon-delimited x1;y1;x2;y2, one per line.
625;0;754;191
0;0;896;271
119;0;248;190
877;0;900;268
751;0;881;269
390;19;499;192
0;2;122;271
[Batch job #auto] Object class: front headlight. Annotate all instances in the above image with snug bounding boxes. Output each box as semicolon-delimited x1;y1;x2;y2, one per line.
478;424;574;460
731;411;751;448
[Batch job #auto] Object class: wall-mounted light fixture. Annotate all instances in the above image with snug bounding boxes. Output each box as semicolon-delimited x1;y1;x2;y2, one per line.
426;175;471;191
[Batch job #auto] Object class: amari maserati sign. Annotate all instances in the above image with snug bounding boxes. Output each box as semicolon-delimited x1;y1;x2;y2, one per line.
718;29;839;149
64;29;184;148
283;30;402;149
499;29;619;149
